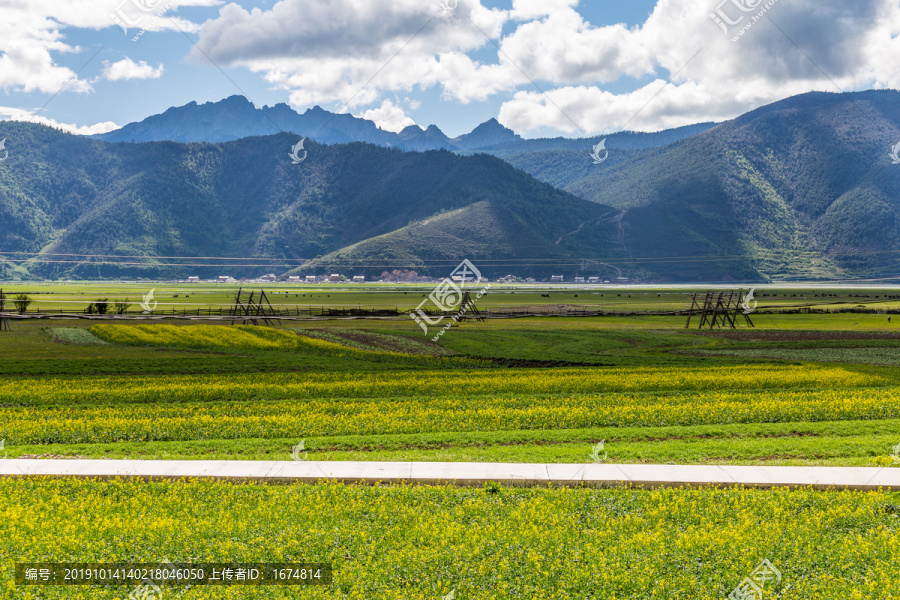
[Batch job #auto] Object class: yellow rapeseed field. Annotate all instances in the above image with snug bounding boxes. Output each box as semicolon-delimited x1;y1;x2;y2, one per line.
2;479;899;599
0;363;881;407
0;370;895;444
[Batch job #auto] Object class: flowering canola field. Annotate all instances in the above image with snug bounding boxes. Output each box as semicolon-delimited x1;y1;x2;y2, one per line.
3;385;900;445
0;362;891;445
90;323;482;367
6;323;900;599
2;478;899;599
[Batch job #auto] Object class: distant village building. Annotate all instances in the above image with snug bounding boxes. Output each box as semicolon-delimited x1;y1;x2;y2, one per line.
574;277;585;284
588;277;601;284
329;274;341;282
352;276;365;283
550;275;564;283
217;276;233;283
186;276;200;283
305;276;317;283
380;269;419;282
525;277;536;283
288;276;301;282
503;275;517;283
260;274;277;282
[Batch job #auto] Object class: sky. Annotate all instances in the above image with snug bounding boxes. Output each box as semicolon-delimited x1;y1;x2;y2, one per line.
0;0;898;139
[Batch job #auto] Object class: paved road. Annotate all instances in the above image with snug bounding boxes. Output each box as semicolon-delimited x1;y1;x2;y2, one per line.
2;460;899;490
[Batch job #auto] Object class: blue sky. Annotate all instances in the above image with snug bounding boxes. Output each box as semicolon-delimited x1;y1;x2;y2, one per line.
0;0;896;138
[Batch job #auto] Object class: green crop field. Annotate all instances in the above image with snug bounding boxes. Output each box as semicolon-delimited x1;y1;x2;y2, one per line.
2;285;900;598
3;281;900;314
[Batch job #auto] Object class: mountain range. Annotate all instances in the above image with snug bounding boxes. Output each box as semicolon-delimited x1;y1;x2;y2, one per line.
94;95;717;155
1;89;899;282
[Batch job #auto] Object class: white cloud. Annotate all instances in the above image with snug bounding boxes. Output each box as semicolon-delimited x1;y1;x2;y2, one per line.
195;0;508;108
0;106;119;136
0;1;216;95
102;58;164;81
361;99;416;133
509;0;579;22
500;0;900;134
192;0;900;136
6;0;893;138
0;41;91;94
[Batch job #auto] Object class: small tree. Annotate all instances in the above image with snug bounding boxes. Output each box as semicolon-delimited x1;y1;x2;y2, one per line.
114;299;131;315
13;294;31;314
94;299;110;315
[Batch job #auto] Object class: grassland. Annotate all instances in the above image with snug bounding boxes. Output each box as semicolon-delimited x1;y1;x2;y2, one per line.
3;285;900;598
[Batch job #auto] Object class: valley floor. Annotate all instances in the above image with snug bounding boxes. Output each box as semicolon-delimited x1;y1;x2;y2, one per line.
2;295;900;598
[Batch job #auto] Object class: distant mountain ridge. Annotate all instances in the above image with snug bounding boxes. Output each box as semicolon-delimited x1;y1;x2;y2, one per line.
95;95;717;154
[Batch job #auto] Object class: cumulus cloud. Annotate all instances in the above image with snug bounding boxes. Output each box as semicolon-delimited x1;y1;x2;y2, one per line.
7;0;895;138
192;0;900;136
0;1;216;95
500;0;900;134
195;0;508;107
360;99;416;133
509;0;579;22
102;58;164;81
0;106;119;135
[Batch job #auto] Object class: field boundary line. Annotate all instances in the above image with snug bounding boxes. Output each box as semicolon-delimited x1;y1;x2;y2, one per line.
2;460;899;490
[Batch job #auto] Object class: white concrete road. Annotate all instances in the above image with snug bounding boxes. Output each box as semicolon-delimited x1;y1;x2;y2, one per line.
2;460;900;490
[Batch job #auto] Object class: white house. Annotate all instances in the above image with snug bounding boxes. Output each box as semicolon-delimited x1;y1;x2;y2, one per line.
550;275;564;283
186;276;200;283
352;276;365;283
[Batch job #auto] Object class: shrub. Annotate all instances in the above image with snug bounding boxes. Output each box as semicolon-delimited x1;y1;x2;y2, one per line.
13;294;31;314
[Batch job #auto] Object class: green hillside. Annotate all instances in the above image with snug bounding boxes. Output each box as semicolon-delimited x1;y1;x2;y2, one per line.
0;124;635;280
1;90;898;282
504;90;900;279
